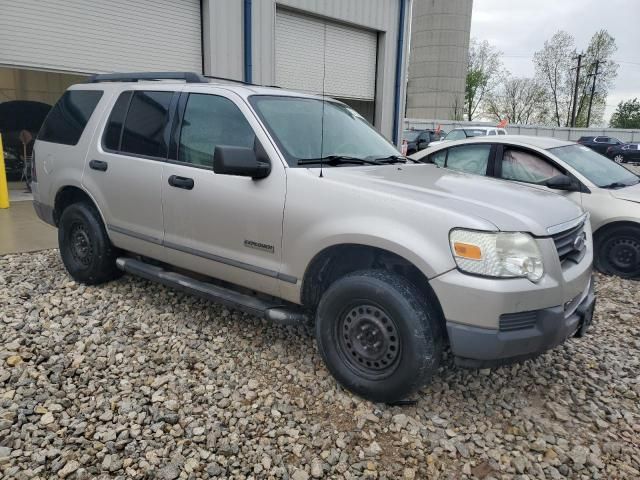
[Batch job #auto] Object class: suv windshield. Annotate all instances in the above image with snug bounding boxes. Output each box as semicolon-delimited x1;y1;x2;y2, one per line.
250;95;399;166
403;130;420;141
548;144;639;188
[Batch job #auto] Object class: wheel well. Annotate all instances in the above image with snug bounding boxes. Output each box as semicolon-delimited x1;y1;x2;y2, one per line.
301;244;445;324
53;186;95;226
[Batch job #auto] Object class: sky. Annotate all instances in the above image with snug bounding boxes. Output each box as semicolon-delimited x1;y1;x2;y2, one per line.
470;0;640;123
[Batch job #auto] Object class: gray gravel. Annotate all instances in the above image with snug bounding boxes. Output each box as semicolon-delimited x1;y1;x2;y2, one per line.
1;249;639;479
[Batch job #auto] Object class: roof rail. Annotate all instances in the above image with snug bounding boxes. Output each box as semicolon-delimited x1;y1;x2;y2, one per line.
87;72;207;83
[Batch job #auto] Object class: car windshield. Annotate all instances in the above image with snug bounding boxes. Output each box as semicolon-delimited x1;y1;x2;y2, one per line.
548;144;639;188
250;95;399;166
403;130;420;141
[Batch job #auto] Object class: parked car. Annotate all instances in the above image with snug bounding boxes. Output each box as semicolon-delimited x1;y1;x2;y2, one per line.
33;73;594;402
428;126;507;147
577;136;623;155
2;146;24;181
402;129;442;155
606;142;640;164
412;136;640;278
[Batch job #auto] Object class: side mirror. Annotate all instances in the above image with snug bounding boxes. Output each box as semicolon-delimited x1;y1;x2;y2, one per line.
545;174;578;191
213;145;271;179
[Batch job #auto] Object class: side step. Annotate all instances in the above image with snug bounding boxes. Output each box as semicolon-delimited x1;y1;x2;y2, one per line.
116;257;310;326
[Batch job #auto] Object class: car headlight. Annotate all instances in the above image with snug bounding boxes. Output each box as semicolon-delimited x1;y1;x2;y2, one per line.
449;229;544;282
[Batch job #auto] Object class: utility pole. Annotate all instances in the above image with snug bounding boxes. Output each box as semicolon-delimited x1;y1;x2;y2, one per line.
586;60;601;128
570;53;583;127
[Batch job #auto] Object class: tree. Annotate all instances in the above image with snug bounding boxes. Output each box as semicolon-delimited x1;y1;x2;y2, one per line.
610;98;640;128
533;31;575;127
533;30;618;127
574;30;618;127
465;39;503;121
485;76;548;125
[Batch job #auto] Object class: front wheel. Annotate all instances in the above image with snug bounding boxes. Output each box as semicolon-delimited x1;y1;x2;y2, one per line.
58;202;123;285
315;270;443;403
595;225;640;278
613;154;625;164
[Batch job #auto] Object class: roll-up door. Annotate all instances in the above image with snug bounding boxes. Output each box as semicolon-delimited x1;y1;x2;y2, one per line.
0;0;202;74
275;9;377;101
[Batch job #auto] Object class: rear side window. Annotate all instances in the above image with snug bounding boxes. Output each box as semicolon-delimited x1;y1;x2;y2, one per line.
446;144;491;175
178;94;255;168
38;90;103;145
121;91;173;158
103;91;132;151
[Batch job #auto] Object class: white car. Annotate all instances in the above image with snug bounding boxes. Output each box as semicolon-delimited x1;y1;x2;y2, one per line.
428;126;507;147
411;135;640;278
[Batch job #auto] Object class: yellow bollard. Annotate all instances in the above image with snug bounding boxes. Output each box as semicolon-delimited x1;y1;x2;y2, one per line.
0;133;9;209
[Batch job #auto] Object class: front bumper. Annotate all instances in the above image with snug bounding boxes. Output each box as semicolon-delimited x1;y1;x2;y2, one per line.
446;278;595;368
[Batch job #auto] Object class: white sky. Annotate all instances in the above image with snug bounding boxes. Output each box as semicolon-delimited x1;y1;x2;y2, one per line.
470;0;640;122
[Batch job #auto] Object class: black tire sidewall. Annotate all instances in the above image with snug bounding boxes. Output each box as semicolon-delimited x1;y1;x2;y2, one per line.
58;203;120;284
316;270;442;403
596;226;640;278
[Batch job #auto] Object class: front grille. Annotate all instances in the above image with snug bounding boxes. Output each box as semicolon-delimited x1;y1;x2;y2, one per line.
499;311;538;331
551;221;586;264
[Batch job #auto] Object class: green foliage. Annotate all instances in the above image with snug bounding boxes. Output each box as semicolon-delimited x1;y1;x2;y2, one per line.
610;98;640;129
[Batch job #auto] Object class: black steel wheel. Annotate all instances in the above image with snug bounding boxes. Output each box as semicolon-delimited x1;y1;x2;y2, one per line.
316;269;443;403
336;303;401;379
595;224;640;279
58;202;122;285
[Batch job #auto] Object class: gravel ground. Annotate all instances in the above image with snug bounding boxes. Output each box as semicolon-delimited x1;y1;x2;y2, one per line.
1;250;639;480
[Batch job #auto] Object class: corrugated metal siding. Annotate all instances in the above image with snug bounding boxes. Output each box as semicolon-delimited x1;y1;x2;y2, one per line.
275;10;377;100
203;0;243;79
0;0;202;73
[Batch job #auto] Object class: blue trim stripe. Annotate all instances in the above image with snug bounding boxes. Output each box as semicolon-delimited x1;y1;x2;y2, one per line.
244;0;253;83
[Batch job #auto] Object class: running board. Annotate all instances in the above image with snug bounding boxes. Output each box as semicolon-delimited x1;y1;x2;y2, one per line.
116;257;310;326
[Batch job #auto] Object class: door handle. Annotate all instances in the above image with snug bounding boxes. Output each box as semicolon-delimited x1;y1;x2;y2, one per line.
89;160;108;171
168;175;194;190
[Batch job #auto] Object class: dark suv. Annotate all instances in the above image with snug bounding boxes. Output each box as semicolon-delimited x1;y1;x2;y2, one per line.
605;143;640;164
577;136;623;155
402;129;441;155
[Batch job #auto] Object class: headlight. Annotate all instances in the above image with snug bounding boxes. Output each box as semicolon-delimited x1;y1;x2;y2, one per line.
450;229;544;282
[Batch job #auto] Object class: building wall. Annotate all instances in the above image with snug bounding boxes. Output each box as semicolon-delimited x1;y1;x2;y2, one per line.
0;67;85;106
203;0;411;141
406;0;472;120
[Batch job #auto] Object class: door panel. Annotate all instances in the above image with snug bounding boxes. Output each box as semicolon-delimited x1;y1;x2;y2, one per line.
83;89;174;261
161;90;286;297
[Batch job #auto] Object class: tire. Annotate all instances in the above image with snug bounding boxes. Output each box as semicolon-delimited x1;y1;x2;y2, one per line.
595;224;640;279
315;269;443;403
58;202;123;285
613;154;625;164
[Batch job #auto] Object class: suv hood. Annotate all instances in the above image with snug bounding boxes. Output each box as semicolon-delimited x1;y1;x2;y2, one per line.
326;164;584;236
610;182;640;203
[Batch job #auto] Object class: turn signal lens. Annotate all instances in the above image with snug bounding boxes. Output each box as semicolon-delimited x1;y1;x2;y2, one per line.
453;242;482;260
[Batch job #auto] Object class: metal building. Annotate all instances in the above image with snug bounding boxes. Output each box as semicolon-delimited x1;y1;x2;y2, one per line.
406;0;473;120
0;0;412;142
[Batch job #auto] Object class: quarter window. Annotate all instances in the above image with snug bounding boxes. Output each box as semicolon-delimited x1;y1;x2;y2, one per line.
178;94;255;168
430;150;446;167
446;144;492;175
501;149;562;183
103;91;132;151
120;91;173;158
38;90;103;145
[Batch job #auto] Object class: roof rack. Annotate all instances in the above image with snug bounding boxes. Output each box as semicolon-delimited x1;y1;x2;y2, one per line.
87;72;208;83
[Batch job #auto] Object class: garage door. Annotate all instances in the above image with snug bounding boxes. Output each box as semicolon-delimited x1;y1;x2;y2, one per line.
0;0;201;74
275;10;377;101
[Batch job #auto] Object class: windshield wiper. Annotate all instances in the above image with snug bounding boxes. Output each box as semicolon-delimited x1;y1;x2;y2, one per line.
367;154;416;164
600;181;630;189
297;155;382;166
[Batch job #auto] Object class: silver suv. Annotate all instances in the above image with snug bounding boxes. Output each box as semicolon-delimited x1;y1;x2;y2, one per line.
32;72;595;403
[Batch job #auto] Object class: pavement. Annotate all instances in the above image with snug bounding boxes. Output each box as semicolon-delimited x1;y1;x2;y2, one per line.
0;182;57;255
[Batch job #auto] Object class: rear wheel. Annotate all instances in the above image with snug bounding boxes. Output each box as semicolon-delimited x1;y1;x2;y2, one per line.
595;225;640;278
315;270;443;403
58;202;122;284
